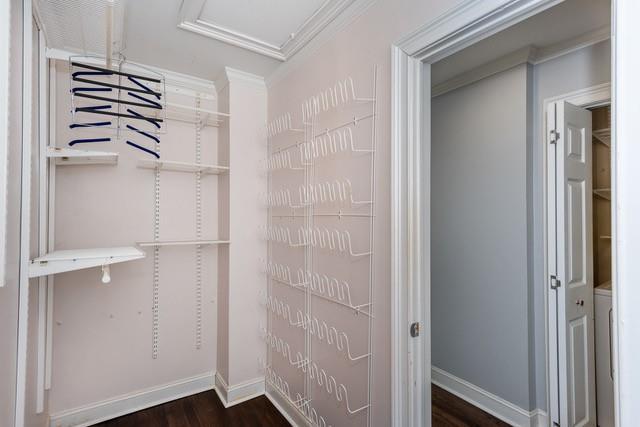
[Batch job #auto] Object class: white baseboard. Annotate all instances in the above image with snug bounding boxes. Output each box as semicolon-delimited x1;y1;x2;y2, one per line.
214;372;265;408
432;366;548;427
49;372;215;427
265;382;309;427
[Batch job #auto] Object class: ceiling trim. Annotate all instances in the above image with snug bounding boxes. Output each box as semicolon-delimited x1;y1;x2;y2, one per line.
177;0;356;62
432;25;611;98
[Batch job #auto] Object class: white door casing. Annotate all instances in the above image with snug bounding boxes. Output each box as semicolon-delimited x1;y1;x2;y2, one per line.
547;101;597;427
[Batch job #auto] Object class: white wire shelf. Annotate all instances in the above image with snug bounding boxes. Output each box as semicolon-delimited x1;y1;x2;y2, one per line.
29;246;145;278
593;188;611;201
163;102;230;128
593;128;611;147
137;239;230;247
47;146;118;165
138;159;229;175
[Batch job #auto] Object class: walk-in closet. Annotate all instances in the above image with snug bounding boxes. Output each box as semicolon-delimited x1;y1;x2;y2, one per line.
4;0;635;427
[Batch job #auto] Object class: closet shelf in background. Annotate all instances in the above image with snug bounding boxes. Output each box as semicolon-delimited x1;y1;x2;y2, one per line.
163;102;229;128
137;159;229;174
47;146;118;165
29;247;145;278
136;239;231;247
593;128;611;147
593;188;611;201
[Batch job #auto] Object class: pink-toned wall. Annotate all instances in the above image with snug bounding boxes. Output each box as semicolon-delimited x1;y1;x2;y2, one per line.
267;1;462;424
49;61;220;415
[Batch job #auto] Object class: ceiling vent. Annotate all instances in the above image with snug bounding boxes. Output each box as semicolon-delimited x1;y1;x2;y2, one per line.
35;0;126;64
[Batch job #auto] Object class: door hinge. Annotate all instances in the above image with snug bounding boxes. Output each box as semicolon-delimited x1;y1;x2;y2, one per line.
550;275;561;290
549;129;560;144
553;422;560;427
410;322;420;338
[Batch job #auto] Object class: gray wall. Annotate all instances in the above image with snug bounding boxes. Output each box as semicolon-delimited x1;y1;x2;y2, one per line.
431;40;611;413
431;63;534;410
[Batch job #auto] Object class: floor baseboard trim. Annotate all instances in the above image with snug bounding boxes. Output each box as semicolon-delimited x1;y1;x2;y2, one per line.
214;373;265;408
432;366;548;427
265;382;309;427
49;372;215;427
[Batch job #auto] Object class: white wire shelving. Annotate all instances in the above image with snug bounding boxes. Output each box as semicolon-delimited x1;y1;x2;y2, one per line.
47;146;118;165
593;128;611;147
29;246;145;278
137;159;229;175
263;70;378;426
594;188;611;201
137;239;230;247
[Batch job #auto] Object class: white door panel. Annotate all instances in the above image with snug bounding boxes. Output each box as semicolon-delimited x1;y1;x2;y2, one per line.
548;101;596;427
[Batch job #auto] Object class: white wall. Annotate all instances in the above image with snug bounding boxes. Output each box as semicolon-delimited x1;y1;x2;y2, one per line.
431;63;535;410
0;0;24;424
215;68;267;395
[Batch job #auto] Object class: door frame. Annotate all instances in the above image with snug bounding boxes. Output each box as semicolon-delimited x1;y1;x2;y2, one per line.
390;1;616;426
542;84;611;427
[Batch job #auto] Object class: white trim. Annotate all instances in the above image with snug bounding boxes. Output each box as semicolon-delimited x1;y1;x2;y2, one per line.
224;67;267;89
433;27;611;97
533;25;610;65
391;1;569;425
432;46;536;97
44;59;56;391
264;383;309;427
0;0;9;288
49;372;215;427
178;0;361;62
266;0;376;87
15;0;33;425
36;25;47;414
214;373;265;408
178;20;285;61
432;367;548;427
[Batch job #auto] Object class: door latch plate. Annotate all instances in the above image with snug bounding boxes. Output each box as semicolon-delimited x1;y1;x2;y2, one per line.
410;322;420;338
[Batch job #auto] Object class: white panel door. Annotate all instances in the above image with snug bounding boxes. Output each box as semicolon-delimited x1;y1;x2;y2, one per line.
548;101;596;427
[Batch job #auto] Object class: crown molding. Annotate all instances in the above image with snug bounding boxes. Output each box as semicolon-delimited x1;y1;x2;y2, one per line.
178;0;357;62
223;67;267;89
266;0;377;87
432;26;611;98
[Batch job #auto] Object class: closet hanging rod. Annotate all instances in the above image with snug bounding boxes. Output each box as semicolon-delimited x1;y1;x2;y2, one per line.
73;92;163;110
75;107;164;123
72;76;162;97
71;61;162;83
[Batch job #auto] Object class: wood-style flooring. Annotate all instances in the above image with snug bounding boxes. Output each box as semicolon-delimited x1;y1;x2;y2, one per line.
432;384;510;426
92;384;509;426
92;391;289;427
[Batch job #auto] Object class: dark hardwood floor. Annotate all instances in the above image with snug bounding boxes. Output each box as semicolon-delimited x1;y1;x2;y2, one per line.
432;385;510;427
92;384;508;426
92;391;290;427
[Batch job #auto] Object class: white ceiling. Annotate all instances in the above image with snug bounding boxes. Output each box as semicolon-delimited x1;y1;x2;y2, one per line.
432;0;611;87
198;0;326;49
37;0;355;83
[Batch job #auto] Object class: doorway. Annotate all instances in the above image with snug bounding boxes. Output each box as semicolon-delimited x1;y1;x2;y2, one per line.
546;98;614;427
390;0;615;426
